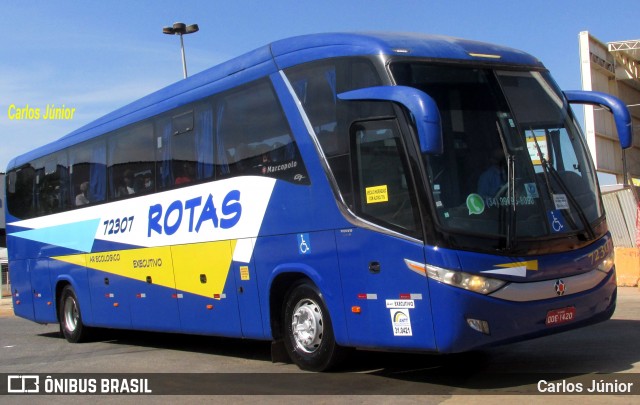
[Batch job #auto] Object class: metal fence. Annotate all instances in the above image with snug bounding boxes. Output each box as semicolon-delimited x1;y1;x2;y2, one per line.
601;187;639;248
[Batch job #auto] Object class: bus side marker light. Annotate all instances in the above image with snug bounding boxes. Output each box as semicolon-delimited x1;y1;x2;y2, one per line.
399;293;424;300
136;293;146;298
404;259;427;277
47;301;52;306
206;304;214;310
466;318;490;335
113;303;119;307
351;306;361;314
15;300;20;305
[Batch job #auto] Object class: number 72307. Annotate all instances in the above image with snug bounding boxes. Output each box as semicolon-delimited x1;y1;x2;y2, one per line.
103;216;134;235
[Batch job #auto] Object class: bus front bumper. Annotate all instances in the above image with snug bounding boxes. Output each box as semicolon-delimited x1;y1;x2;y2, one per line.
427;267;617;353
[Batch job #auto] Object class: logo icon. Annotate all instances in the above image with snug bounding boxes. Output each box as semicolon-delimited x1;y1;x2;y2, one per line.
524;182;539;198
547;210;567;233
554;279;566;296
466;193;485;215
7;375;40;393
297;233;311;254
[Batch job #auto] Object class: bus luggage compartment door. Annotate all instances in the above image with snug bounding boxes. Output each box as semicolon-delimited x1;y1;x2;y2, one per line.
8;259;35;321
30;259;57;323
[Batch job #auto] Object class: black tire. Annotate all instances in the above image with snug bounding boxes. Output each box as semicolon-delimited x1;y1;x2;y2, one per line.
282;281;344;371
58;285;90;343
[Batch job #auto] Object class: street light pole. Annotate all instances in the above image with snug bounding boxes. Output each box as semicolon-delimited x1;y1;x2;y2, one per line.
162;22;199;79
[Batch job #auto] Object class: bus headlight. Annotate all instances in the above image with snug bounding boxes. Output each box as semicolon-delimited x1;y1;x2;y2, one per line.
426;264;506;294
597;251;615;273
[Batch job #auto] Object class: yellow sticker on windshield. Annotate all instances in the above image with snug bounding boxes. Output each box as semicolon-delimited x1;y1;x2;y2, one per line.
366;185;389;204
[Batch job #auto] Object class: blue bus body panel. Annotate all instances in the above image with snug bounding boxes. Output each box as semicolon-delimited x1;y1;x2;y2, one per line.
30;259;57;323
9;260;35;321
51;261;94;325
336;228;435;350
254;230;347;342
87;270;133;329
230;244;265;339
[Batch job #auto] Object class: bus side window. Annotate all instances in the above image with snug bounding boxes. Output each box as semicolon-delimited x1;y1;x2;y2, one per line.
351;119;421;235
108;123;155;199
69;139;106;207
171;111;196;186
6;165;36;219
157;106;214;189
33;153;69;215
285;58;384;205
215;79;309;184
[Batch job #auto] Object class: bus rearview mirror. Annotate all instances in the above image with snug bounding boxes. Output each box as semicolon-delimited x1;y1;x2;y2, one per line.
338;86;443;154
564;90;633;149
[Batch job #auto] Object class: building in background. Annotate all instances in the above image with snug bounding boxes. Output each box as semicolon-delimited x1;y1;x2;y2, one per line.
581;32;640;287
579;31;640;185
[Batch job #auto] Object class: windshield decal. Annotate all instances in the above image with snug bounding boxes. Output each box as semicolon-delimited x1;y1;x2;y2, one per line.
527;134;548;165
466;193;485;215
365;185;389;204
524;183;539;198
485;196;536;208
548;210;568;233
553;194;570;210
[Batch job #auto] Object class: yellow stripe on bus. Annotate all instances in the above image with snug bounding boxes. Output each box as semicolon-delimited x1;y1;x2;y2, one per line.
52;240;238;299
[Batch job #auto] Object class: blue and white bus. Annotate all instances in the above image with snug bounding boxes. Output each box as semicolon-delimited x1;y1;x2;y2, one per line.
5;33;633;371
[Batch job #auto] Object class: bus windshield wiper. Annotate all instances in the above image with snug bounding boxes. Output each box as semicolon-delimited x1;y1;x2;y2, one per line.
531;134;596;240
495;121;516;251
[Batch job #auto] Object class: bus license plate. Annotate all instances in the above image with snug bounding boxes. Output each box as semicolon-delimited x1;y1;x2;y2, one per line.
546;307;576;326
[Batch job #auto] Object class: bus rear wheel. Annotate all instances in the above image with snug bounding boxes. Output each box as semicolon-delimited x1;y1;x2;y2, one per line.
282;281;344;371
59;285;90;343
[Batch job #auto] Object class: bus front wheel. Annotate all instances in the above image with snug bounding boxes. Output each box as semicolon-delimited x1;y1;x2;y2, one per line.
58;285;90;343
282;281;344;371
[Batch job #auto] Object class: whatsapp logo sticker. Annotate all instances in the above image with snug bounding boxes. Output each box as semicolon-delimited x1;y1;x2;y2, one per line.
466;193;485;215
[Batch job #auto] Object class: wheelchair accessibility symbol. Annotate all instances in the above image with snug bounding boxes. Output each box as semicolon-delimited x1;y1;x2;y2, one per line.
547;210;567;233
298;233;311;254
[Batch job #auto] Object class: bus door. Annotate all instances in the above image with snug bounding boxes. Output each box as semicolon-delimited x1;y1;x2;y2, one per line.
337;118;436;350
9;259;35;321
230;238;265;339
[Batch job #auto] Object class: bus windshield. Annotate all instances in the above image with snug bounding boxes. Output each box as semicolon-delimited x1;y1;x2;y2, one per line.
391;63;602;248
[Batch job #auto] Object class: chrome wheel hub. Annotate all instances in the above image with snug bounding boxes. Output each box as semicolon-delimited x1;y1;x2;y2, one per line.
64;296;79;332
291;299;323;353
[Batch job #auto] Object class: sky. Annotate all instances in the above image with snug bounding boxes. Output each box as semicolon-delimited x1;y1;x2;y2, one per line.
1;0;638;173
